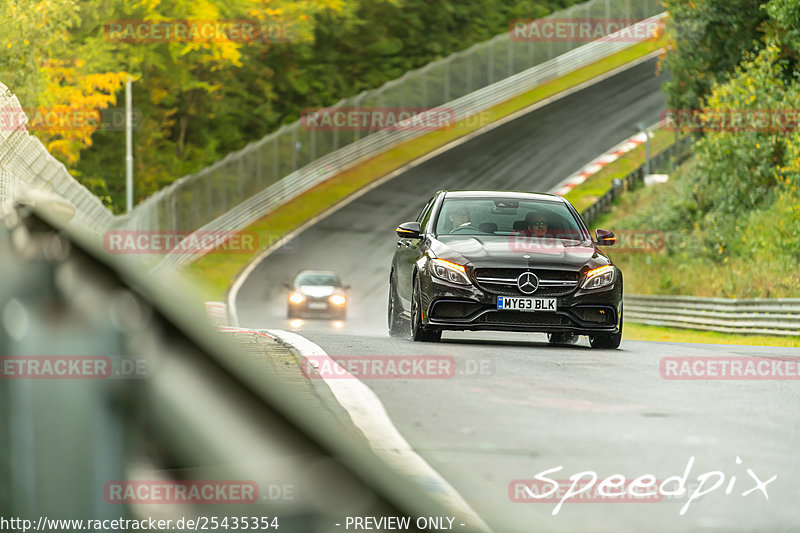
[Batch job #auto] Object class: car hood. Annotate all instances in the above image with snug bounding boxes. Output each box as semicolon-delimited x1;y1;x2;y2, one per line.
298;285;337;298
431;234;608;272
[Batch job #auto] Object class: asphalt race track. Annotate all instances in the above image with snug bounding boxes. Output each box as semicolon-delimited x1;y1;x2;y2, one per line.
233;58;800;531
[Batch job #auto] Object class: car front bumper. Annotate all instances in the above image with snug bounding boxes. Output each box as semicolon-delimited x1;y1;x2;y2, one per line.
288;299;346;317
419;276;622;335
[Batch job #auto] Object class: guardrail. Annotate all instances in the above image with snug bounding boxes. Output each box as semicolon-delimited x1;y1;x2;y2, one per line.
580;131;694;226
625;295;800;337
124;1;665;274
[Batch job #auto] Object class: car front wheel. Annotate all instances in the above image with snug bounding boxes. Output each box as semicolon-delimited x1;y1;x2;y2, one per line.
387;274;407;338
589;305;622;349
410;280;441;343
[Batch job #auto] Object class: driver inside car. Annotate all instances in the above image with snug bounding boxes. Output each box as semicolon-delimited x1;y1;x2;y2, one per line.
448;206;477;233
524;211;551;238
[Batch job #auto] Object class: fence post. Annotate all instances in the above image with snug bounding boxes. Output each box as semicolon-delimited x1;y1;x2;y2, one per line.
444;59;450;102
256;142;263;188
488;42;494;86
508;36;514;77
291;125;298;172
237;155;244;202
422;68;428;107
273;135;279;185
467;51;472;93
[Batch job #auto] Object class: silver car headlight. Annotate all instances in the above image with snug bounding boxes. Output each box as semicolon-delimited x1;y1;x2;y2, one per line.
581;265;615;289
431;258;471;285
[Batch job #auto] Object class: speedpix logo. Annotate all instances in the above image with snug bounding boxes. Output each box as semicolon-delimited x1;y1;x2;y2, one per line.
509;456;777;515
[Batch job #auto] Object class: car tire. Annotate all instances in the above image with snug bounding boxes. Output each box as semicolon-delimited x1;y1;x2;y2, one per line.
410;279;441;343
589;305;622;349
388;274;407;338
548;332;579;345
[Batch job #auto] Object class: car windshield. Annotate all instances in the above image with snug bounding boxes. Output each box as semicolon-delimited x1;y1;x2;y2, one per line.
295;272;341;286
434;197;587;240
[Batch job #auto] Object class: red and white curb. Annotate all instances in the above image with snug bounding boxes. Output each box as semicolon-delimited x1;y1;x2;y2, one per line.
553;130;653;196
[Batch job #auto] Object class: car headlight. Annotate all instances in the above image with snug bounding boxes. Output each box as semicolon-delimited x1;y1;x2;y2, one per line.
329;294;346;306
581;265;615;289
288;292;305;304
431;258;471;285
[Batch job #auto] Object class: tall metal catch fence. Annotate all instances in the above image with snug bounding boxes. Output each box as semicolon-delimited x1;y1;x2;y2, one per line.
110;0;665;272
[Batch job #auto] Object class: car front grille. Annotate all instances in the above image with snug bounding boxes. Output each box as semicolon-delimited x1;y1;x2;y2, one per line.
478;311;573;326
473;268;579;297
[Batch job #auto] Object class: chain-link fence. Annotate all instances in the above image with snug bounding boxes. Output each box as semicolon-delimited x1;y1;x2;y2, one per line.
0;82;115;234
111;0;664;272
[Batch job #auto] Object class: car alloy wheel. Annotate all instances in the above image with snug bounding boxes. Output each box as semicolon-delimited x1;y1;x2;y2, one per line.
410;280;441;343
387;273;407;338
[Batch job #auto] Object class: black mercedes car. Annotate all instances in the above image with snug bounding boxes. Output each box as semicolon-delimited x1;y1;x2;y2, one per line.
388;190;623;348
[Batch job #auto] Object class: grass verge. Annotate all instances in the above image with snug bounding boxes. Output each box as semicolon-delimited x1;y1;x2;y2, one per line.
624;323;800;347
184;38;666;299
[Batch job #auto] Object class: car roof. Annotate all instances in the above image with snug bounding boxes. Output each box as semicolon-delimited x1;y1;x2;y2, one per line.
441;190;566;203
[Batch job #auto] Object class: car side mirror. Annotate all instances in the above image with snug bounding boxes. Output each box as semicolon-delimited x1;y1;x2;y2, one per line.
282;282;291;289
343;284;351;290
595;229;616;246
396;221;421;239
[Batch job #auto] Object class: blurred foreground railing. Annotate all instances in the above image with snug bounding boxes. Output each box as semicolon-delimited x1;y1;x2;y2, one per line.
625;295;800;337
0;203;485;530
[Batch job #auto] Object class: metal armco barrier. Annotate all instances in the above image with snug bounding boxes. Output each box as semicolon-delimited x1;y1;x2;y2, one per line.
625;295;800;336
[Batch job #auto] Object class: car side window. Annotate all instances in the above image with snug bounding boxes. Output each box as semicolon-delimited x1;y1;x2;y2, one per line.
417;197;436;232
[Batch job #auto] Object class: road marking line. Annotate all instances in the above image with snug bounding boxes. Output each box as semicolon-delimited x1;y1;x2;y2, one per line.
267;329;491;532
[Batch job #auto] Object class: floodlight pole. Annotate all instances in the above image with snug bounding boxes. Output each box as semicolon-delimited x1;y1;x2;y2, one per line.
125;77;134;213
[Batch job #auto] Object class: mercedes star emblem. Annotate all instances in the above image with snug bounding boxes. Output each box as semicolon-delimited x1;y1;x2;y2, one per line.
517;272;539;294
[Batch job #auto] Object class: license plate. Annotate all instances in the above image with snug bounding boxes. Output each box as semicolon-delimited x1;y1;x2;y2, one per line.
308;302;328;310
497;297;556;312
